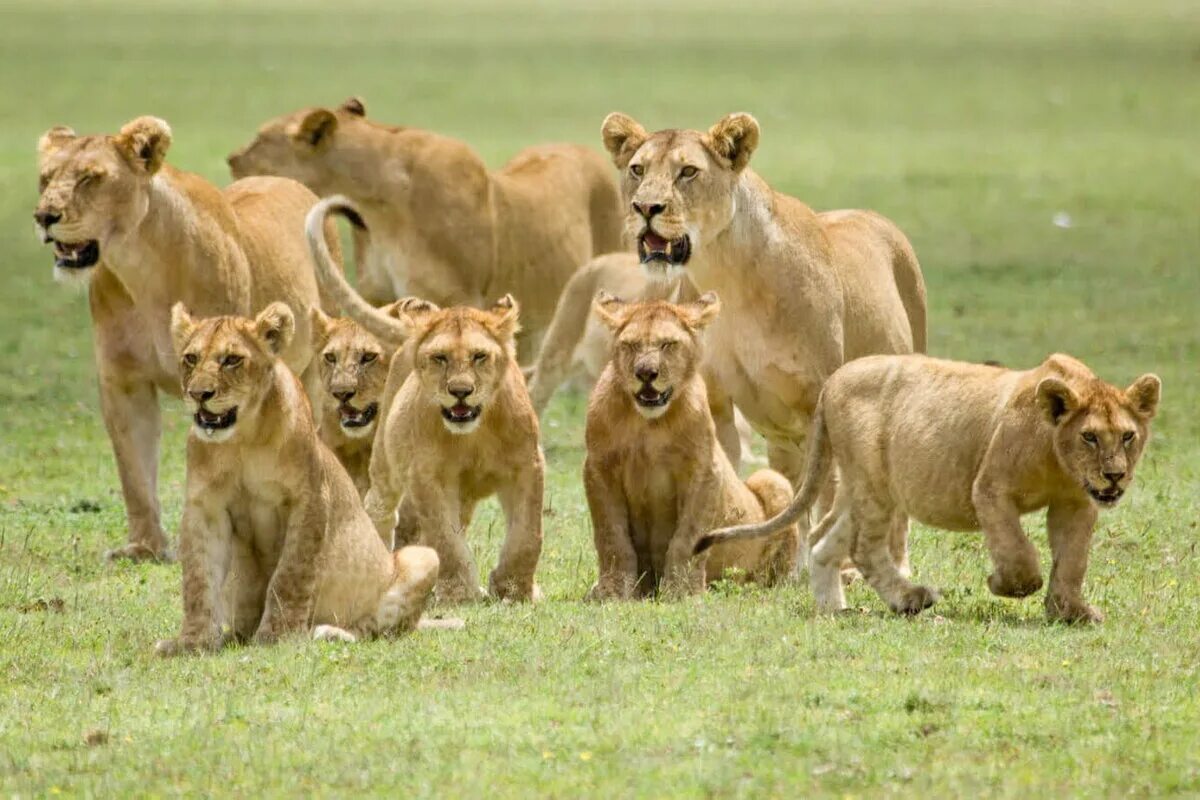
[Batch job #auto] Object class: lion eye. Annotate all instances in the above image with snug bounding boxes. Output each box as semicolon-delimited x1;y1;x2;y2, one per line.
1081;431;1098;445
1122;431;1136;444
323;352;337;364
361;352;378;364
629;163;644;179
432;354;449;366
472;352;488;364
661;341;676;352
38;174;49;192
221;354;243;369
679;165;698;180
183;353;198;367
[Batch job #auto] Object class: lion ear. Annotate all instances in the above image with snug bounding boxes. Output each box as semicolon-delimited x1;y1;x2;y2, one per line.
706;112;760;172
486;294;521;340
592;290;630;331
170;302;195;356
295;109;337;148
1125;373;1162;419
385;296;440;332
339;97;367;117
679;291;721;330
1036;377;1079;426
116;117;172;174
601;112;649;170
309;306;335;344
37;126;76;162
254;302;295;354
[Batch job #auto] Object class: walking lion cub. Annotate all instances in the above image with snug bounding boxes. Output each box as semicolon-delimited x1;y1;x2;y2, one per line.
584;292;799;599
698;354;1162;623
157;303;442;654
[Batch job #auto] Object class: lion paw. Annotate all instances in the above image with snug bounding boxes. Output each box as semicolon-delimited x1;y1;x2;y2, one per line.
436;580;487;605
154;636;217;658
106;542;173;564
313;625;357;643
987;570;1044;598
889;584;939;615
488;571;541;603
1045;595;1104;625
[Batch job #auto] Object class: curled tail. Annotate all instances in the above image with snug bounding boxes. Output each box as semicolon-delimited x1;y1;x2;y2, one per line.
694;400;833;555
305;195;408;347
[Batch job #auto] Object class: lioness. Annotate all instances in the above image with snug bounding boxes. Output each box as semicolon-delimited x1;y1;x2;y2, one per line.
228;96;624;360
600;112;927;559
342;287;545;604
697;354;1162;623
309;307;396;495
34;117;342;561
584;292;798;599
158;303;443;654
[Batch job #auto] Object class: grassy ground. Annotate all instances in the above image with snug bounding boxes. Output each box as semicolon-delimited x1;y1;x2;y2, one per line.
1;0;1198;795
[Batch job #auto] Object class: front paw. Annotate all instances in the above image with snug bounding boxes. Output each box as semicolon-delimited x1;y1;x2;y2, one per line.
107;542;174;564
488;570;541;603
154;635;218;658
586;577;635;602
1045;594;1104;624
435;579;487;605
987;569;1044;598
251;627;280;647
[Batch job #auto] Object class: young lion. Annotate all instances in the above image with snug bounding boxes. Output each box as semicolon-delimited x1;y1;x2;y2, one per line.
309;307;398;496
358;294;546;604
584;292;799;599
697;354;1162;623
158;303;442;654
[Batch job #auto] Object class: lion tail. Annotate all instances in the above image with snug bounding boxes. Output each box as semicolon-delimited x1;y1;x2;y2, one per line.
305;195;408;347
694;398;832;555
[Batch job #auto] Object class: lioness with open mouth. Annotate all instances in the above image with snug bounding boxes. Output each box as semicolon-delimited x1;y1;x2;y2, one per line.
157;302;445;655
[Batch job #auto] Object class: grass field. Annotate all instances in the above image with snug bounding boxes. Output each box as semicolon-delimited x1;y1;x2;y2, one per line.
1;0;1198;795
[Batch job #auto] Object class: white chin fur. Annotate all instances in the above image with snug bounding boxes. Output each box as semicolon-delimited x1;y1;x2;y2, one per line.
442;416;481;435
640;262;687;280
192;423;238;443
53;265;96;287
634;402;671;420
338;421;376;439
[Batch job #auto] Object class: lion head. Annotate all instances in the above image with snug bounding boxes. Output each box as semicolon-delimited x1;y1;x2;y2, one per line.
226;97;371;194
592;291;720;420
1035;357;1162;508
600;111;760;276
310;306;391;439
170;303;296;444
400;295;521;435
34;117;173;284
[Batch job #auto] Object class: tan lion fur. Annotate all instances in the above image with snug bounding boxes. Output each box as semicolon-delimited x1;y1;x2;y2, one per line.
698;353;1162;623
34;117;344;562
228;97;624;360
156;303;443;655
583;293;798;599
599;112;927;561
362;295;545;603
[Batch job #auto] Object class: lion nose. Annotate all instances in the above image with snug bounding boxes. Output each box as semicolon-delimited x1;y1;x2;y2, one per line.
34;209;61;228
1103;469;1126;484
636;365;659;383
333;389;356;403
189;388;215;403
449;386;473;400
633;202;664;219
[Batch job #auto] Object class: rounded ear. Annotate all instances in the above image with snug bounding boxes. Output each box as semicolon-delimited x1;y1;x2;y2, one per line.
295;109;337;148
170;302;195;356
1036;377;1079;425
255;302;295;354
116;117;172;174
339;97;367;117
385;296;441;331
706;112;760;172
37;126;76;162
601;112;649;170
592;290;629;331
309;306;335;344
1125;373;1162;419
487;294;521;340
679;291;721;330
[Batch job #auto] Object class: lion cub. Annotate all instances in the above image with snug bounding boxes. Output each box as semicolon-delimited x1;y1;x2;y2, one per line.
363;296;545;604
310;307;397;496
698;353;1162;623
583;292;799;599
157;303;442;654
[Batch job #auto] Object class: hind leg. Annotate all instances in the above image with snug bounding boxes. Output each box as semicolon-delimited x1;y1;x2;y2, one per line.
809;506;851;613
852;501;938;615
890;512;911;578
375;546;441;635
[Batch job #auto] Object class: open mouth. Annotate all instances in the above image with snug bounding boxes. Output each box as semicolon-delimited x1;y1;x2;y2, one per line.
441;403;482;425
338;401;378;429
194;406;238;434
634;385;673;409
51;239;100;269
638;230;691;266
1086;485;1124;506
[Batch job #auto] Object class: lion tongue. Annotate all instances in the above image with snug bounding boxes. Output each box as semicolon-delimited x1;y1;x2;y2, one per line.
643;232;668;251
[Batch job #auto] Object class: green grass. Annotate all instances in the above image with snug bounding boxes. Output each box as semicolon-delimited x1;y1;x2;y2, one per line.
2;0;1198;795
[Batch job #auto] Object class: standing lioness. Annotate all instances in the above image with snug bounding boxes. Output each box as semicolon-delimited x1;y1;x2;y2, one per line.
33;117;341;561
158;303;441;654
698;354;1162;623
584;293;798;599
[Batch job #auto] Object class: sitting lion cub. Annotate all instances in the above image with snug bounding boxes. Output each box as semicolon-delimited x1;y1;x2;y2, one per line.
698;353;1162;623
157;303;443;654
584;292;799;599
361;295;546;604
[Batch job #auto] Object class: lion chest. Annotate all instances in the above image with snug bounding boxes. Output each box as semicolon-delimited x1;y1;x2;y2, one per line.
614;440;695;572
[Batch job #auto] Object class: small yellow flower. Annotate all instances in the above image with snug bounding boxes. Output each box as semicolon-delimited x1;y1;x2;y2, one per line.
579;752;593;762
1061;659;1071;667
542;750;554;760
